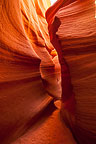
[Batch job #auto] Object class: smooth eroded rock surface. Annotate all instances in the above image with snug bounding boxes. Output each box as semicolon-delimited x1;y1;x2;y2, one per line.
0;0;61;143
46;0;96;143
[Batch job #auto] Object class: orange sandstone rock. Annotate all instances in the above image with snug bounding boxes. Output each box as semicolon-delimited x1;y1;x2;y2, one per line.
46;0;96;143
0;0;61;143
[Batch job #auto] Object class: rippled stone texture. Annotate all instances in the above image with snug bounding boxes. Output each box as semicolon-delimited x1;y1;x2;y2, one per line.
46;0;96;143
0;0;61;143
1;0;96;143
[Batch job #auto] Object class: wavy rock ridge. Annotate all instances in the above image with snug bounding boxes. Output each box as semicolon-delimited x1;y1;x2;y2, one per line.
0;0;96;144
46;0;96;143
0;0;61;143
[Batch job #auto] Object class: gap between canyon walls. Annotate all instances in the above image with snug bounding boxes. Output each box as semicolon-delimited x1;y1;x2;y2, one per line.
46;0;76;124
20;0;62;100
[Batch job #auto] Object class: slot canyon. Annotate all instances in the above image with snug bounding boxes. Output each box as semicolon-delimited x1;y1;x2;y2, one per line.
0;0;96;144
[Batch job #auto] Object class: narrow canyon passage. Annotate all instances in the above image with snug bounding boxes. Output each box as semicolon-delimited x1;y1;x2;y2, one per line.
0;0;96;144
12;101;76;144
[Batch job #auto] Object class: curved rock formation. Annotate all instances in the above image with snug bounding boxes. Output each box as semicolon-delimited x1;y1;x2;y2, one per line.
0;0;61;143
0;0;96;143
46;0;96;143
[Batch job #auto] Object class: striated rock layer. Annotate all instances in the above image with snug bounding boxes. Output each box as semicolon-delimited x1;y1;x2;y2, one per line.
1;0;96;143
46;0;96;143
0;0;61;143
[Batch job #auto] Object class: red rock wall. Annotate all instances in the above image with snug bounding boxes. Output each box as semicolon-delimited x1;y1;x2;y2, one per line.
0;0;61;143
46;0;96;143
1;0;96;143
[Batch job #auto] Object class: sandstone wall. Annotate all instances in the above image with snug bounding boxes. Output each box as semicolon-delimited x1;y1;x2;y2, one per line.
46;0;96;143
0;0;61;143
